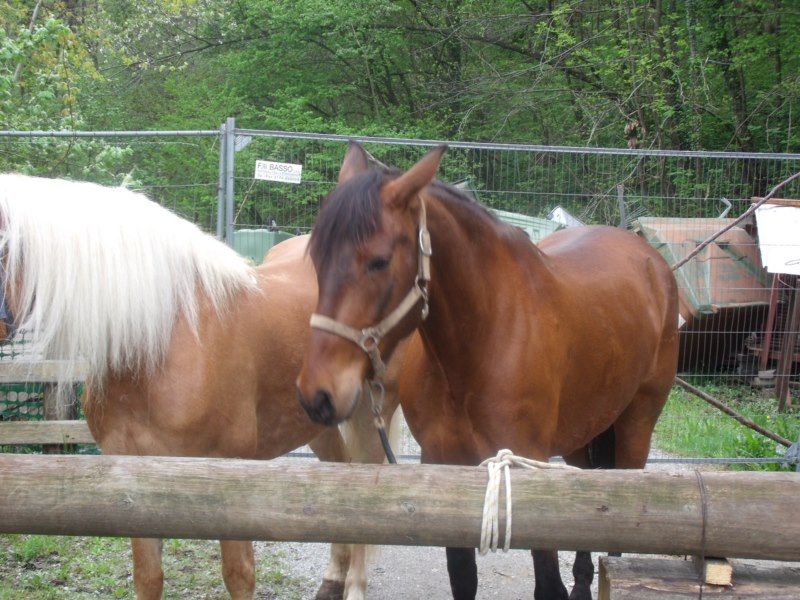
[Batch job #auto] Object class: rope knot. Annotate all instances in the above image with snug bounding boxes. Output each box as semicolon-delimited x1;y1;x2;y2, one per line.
479;449;579;555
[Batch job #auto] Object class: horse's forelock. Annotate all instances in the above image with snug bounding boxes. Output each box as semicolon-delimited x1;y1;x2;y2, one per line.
310;170;389;269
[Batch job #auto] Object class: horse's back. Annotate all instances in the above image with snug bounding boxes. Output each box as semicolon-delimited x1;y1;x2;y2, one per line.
261;233;312;268
535;225;679;453
538;225;677;331
539;225;669;278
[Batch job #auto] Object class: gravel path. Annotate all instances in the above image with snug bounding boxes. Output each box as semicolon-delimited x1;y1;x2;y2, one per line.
263;541;580;600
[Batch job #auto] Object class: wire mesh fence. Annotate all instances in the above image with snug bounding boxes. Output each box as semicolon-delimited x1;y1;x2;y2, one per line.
0;125;798;468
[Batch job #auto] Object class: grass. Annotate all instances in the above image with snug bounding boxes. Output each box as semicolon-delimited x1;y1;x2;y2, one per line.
653;383;800;470
0;535;309;599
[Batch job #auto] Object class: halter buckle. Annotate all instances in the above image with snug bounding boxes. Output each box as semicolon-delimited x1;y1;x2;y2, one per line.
359;331;379;352
419;228;432;257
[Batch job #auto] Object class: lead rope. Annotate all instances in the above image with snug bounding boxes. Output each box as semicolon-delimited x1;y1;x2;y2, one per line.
479;449;579;555
367;380;396;464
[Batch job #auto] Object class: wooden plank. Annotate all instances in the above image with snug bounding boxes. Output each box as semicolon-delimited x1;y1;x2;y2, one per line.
0;420;95;445
0;456;799;561
41;383;80;454
599;556;800;600
0;360;88;383
693;556;733;586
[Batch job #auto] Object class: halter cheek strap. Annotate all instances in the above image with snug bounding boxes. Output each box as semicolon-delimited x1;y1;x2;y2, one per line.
309;198;431;382
309;284;423;381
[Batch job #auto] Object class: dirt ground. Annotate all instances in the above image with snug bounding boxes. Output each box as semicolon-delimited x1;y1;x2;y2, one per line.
265;541;800;600
267;540;585;600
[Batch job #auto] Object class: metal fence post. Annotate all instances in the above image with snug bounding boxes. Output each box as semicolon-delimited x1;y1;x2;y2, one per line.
224;117;236;246
216;122;227;240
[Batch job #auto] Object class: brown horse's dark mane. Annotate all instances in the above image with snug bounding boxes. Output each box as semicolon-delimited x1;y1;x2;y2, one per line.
310;169;389;271
428;180;532;247
427;180;497;221
310;167;521;271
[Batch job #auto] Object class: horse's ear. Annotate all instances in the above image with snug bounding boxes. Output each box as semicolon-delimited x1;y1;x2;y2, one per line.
383;145;447;209
338;141;370;185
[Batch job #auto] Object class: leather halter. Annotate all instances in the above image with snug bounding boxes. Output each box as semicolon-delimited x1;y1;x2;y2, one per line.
309;198;431;383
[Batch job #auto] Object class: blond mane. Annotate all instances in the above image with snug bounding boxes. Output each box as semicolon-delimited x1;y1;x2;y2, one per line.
0;174;257;388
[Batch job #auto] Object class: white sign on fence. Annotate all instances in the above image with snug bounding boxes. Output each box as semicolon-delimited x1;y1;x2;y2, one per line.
755;203;800;275
254;160;303;184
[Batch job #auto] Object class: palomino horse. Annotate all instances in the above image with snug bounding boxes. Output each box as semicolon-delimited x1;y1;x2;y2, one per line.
0;173;401;600
296;143;679;600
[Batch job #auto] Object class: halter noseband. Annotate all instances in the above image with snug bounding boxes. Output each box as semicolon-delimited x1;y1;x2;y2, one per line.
309;198;431;383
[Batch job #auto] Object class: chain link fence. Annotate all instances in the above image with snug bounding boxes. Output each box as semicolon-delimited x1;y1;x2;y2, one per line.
1;123;798;467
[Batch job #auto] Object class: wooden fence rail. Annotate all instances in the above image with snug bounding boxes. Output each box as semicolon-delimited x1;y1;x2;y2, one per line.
0;454;798;561
0;420;94;445
0;359;91;449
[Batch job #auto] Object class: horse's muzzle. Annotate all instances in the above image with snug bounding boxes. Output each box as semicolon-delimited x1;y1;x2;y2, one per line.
297;387;334;425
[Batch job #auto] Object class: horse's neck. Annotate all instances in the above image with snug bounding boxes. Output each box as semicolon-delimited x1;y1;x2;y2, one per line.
420;196;547;378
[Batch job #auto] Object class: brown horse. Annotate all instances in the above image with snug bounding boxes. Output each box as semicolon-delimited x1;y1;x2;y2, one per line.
296;143;679;600
0;173;401;600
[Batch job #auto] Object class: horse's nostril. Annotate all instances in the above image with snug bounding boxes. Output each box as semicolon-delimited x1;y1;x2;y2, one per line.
313;389;334;423
297;387;336;425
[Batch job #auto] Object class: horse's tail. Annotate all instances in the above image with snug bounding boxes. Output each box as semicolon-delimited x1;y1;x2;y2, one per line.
587;425;616;469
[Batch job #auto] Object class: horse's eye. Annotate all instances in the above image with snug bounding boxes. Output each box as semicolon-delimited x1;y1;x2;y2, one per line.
367;256;390;274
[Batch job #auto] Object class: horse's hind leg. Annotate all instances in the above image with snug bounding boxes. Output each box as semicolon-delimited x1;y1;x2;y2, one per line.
220;540;256;599
569;551;594;600
344;544;367;600
131;538;164;600
557;427;616;600
613;382;672;469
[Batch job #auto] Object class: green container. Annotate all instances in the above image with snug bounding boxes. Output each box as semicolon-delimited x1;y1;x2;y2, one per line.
233;229;294;263
490;209;564;243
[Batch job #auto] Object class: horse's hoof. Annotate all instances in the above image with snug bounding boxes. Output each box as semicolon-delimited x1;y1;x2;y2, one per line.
569;587;593;600
314;579;345;600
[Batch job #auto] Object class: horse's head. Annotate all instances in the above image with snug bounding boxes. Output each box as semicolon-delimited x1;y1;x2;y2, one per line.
296;142;445;425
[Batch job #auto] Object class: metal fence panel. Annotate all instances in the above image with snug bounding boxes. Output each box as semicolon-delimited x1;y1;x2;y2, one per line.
1;124;798;467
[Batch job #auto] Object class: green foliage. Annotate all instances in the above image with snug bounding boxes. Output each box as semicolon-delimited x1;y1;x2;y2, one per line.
0;5;96;131
3;0;800;194
654;386;800;471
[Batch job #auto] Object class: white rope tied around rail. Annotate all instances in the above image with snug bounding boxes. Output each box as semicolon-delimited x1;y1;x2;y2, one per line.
479;449;579;555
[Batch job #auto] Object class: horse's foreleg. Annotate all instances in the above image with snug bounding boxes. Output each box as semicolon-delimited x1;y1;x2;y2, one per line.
131;538;164;600
532;550;569;600
219;540;256;600
445;547;477;600
315;543;350;600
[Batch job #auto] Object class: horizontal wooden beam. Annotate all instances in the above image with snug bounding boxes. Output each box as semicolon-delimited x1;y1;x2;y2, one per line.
0;454;798;561
0;420;95;445
0;360;87;383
